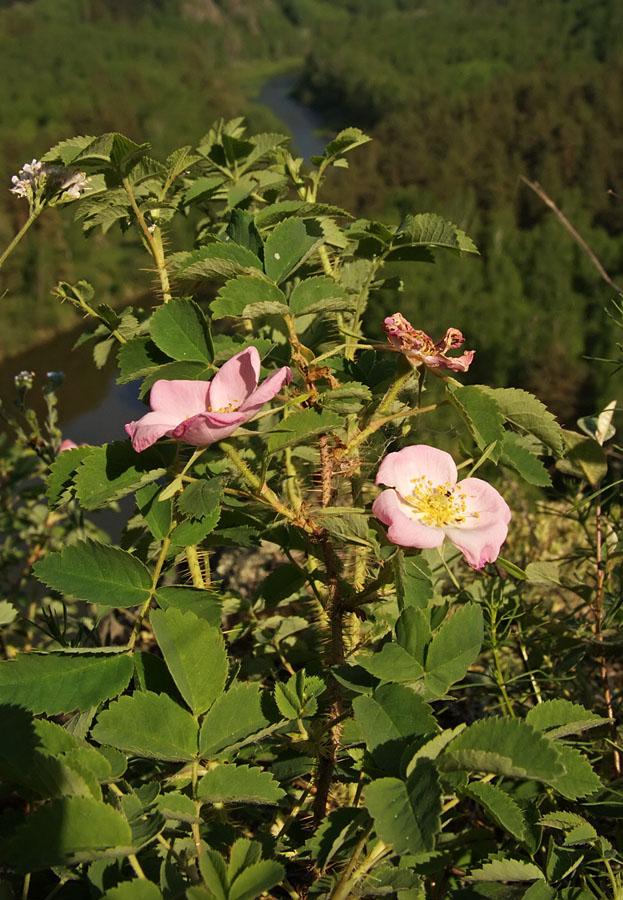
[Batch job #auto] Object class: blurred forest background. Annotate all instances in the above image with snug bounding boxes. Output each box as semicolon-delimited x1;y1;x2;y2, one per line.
0;0;622;423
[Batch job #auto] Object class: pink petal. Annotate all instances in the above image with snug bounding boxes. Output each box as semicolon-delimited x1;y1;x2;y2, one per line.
59;439;78;452
239;366;293;419
372;489;445;549
420;350;475;372
376;445;457;498
207;347;260;413
149;380;210;417
444;477;511;568
125;410;181;452
172;411;247;446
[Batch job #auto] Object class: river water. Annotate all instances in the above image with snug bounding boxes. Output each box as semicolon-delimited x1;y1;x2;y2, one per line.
0;75;327;445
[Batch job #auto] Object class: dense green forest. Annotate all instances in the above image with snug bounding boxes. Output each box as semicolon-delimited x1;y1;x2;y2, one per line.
1;0;622;421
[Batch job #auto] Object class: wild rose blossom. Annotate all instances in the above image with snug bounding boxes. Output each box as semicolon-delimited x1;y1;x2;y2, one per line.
383;313;475;372
372;445;510;569
126;347;292;453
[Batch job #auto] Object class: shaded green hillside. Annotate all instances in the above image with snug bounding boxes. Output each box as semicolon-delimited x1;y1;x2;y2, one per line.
296;0;623;418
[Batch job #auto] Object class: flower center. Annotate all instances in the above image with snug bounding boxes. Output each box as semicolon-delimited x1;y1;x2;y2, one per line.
403;476;477;528
206;399;241;414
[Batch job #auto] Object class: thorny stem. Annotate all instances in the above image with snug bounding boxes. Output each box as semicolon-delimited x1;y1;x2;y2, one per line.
344;403;438;458
0;211;39;271
593;502;621;774
128;536;171;651
122;176;172;302
186;544;205;589
220;441;309;529
312;532;344;825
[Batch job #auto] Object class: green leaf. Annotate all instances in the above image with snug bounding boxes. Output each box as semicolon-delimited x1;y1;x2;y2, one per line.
150;298;213;363
466;857;543;882
226;209;263;256
364;760;441;854
47;446;92;507
547;744;601;800
74;441;174;509
1;797;133;871
273;671;325;719
197;764;285;805
133;652;182;701
176;243;263;281
482;387;564;457
393;553;434;610
150;607;227;716
255;200;350;229
92;691;198;761
466;782;526;842
34;540;152;608
315;127;371;162
73;132;150;174
289;276;351;316
155;585;222;627
211;276;286;319
184;175;224;203
423;603;483;698
526;700;606;739
260;564;306;607
353;684;436;772
102;878;162;900
156;791;202;824
135;483;172;540
0;601;17;627
267;409;343;453
448;386;505;457
0;654;133;715
439;718;564;783
42;134;96;164
102;881;163;899
229;859;285;900
395;212;478;254
169;513;220;547
557;430;607;486
500;432;552;487
264;218;321;283
178;478;223;521
199;848;228;900
199;683;272;757
228;838;262;883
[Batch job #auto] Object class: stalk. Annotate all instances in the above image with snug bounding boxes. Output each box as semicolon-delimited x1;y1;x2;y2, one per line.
0;212;39;271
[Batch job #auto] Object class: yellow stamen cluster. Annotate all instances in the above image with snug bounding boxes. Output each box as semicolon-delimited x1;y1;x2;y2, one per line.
207;399;241;413
403;475;476;528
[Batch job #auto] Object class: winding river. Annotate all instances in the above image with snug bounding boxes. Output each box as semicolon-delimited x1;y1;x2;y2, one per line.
0;75;327;445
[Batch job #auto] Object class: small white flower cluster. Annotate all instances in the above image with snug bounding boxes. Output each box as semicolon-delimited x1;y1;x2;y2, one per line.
9;159;89;204
10;159;45;198
57;170;90;200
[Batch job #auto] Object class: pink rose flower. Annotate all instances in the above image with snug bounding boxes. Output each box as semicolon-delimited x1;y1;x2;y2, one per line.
125;347;292;453
372;445;510;569
383;313;475;372
59;439;79;452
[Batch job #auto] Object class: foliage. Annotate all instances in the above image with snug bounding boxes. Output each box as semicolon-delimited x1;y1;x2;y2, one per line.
0;117;622;900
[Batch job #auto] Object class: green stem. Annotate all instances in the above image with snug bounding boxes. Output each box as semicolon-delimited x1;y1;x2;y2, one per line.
128;536;171;651
191;758;202;858
128;854;147;880
490;622;515;718
122;176;172;302
329;823;373;894
330;840;390;900
0;211;39;271
344;258;381;361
